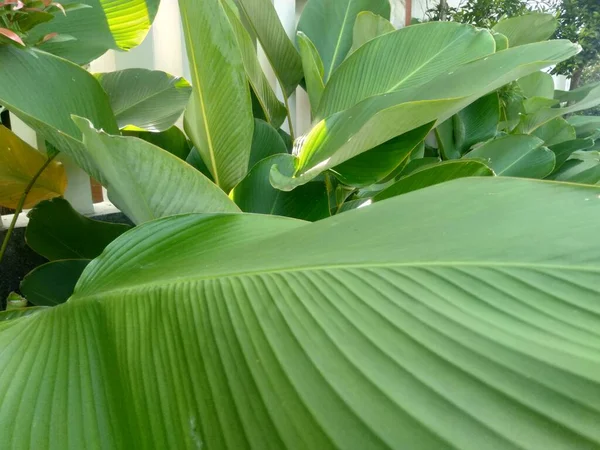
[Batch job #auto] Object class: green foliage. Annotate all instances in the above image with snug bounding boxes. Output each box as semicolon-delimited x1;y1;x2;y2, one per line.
1;1;600;447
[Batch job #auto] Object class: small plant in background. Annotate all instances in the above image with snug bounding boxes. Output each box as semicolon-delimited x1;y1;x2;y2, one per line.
0;0;599;447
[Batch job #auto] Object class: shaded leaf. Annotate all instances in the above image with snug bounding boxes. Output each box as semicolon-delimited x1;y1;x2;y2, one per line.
231;154;329;221
180;0;254;192
464;134;555;178
567;116;600;139
532;117;575;146
0;306;47;322
26;197;131;260
0;125;66;209
297;0;391;82
235;0;303;96
549;138;594;172
20;259;90;306
123;126;191;161
297;31;324;116
96;69;192;132
248;119;287;169
547;151;600;184
331;123;433;188
373;160;493;202
517;71;555;99
492;13;557;47
74;117;240;224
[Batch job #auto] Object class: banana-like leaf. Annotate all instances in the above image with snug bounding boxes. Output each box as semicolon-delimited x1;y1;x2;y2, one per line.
297;32;325;116
235;0;303;97
20;259;90;306
1;178;600;448
555;81;600;104
297;0;391;82
532;117;576;146
349;11;395;54
517;71;555;99
318;22;495;118
464;135;555;178
74;117;240;223
123;126;191;161
30;0;161;65
567;115;600;139
492;31;508;50
436;92;500;160
223;1;286;128
248;119;288;169
180;0;254;193
26;198;131;261
0;46;118;180
547;151;600;184
231;154;329;221
0;125;66;209
271;40;578;191
96;69;192;132
373;160;493;202
331;123;433;188
549;138;595;171
492;13;558;47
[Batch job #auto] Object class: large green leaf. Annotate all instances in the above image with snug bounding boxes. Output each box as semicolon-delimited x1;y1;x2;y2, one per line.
464;135;555;178
297;32;325;116
547;151;600;184
436;92;500;160
231;154;329;221
1;178;600;448
0;46;118;180
180;0;254;192
235;0;303;97
272;40;578;191
318;22;495;118
20;259;90;306
31;0;161;65
297;0;391;82
349;11;395;54
492;13;557;47
26;198;131;261
331;123;433;188
567;116;600;139
74;117;240;223
96;69;192;132
223;1;287;128
373;160;493;201
517;71;555;99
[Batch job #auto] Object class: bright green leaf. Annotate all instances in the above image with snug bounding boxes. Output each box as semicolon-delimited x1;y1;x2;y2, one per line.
349;11;395;54
492;13;558;47
20;259;90;306
373;160;493;201
517;71;555;99
532;117;576;146
567;115;600;139
318;22;495;118
180;0;254;192
96;69;192;132
492;31;508;50
74;116;240;224
1;178;600;448
464;134;555;178
26;197;131;261
297;0;391;82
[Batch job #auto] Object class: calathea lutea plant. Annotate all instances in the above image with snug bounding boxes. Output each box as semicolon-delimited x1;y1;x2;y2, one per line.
0;0;599;448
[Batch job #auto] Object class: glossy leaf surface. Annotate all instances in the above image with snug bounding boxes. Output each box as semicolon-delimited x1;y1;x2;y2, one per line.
1;178;600;448
96;69;192;132
26;197;131;260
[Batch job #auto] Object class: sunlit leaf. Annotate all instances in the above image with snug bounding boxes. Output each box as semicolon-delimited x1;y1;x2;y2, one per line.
349;11;395;54
492;13;557;47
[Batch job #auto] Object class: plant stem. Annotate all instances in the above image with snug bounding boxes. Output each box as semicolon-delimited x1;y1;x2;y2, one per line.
283;94;295;142
0;154;57;264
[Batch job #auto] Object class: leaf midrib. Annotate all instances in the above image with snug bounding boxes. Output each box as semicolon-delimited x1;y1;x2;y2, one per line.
327;0;353;81
73;260;600;302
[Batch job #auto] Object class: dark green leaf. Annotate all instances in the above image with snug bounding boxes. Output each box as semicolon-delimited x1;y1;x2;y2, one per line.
20;259;90;306
123;127;191;161
549;138;595;172
547;151;600;184
26;197;131;260
249;119;288;169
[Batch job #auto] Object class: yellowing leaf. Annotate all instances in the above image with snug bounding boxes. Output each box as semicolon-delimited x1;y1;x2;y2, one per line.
0;125;66;209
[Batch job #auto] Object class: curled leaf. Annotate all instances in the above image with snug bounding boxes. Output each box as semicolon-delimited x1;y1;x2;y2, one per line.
0;28;24;46
41;32;57;43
